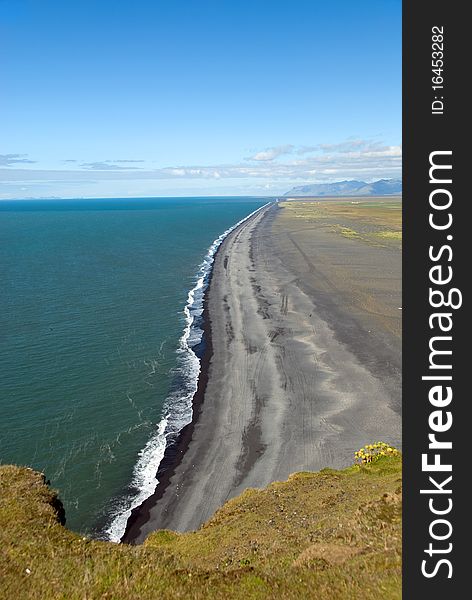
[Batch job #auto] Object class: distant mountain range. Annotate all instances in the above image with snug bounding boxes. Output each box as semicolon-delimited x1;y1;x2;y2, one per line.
284;179;402;197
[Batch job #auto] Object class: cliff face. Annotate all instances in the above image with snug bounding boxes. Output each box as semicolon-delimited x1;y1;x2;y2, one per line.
0;457;402;599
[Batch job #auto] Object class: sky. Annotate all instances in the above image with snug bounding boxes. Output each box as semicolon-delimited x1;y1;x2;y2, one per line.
0;0;401;198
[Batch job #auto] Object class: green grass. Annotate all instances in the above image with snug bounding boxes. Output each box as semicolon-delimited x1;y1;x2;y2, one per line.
374;231;402;241
0;455;402;599
279;200;402;248
333;225;362;240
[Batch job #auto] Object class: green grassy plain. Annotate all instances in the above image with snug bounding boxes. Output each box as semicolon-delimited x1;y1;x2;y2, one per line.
0;455;401;599
278;197;402;249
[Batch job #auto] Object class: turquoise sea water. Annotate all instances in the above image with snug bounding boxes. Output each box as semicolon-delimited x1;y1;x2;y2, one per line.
0;197;266;537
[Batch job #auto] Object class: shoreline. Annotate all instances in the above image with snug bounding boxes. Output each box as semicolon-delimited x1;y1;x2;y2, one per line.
122;200;401;543
121;262;215;544
121;206;270;543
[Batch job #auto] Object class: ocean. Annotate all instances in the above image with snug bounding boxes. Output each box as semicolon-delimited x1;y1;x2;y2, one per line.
0;196;267;540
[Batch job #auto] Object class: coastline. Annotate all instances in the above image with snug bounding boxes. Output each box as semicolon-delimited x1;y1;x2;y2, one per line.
121;204;271;543
120;250;215;543
123;200;401;543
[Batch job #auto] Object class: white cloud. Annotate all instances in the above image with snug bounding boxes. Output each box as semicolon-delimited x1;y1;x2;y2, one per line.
0;139;402;199
0;153;36;167
248;144;295;161
80;161;141;171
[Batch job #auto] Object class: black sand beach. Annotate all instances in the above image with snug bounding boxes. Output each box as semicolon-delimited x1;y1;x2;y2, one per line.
123;200;402;543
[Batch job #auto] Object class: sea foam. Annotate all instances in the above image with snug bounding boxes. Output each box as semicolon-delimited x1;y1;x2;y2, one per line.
103;202;270;542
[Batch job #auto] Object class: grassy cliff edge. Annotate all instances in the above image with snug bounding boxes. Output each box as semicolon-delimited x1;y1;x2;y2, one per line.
0;455;401;599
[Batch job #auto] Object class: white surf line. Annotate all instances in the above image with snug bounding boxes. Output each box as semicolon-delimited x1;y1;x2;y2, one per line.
103;201;272;542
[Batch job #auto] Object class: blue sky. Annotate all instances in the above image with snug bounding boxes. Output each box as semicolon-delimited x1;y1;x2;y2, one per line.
0;0;401;198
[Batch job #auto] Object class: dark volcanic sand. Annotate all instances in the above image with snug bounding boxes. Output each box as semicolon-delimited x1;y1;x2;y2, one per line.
123;202;401;543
